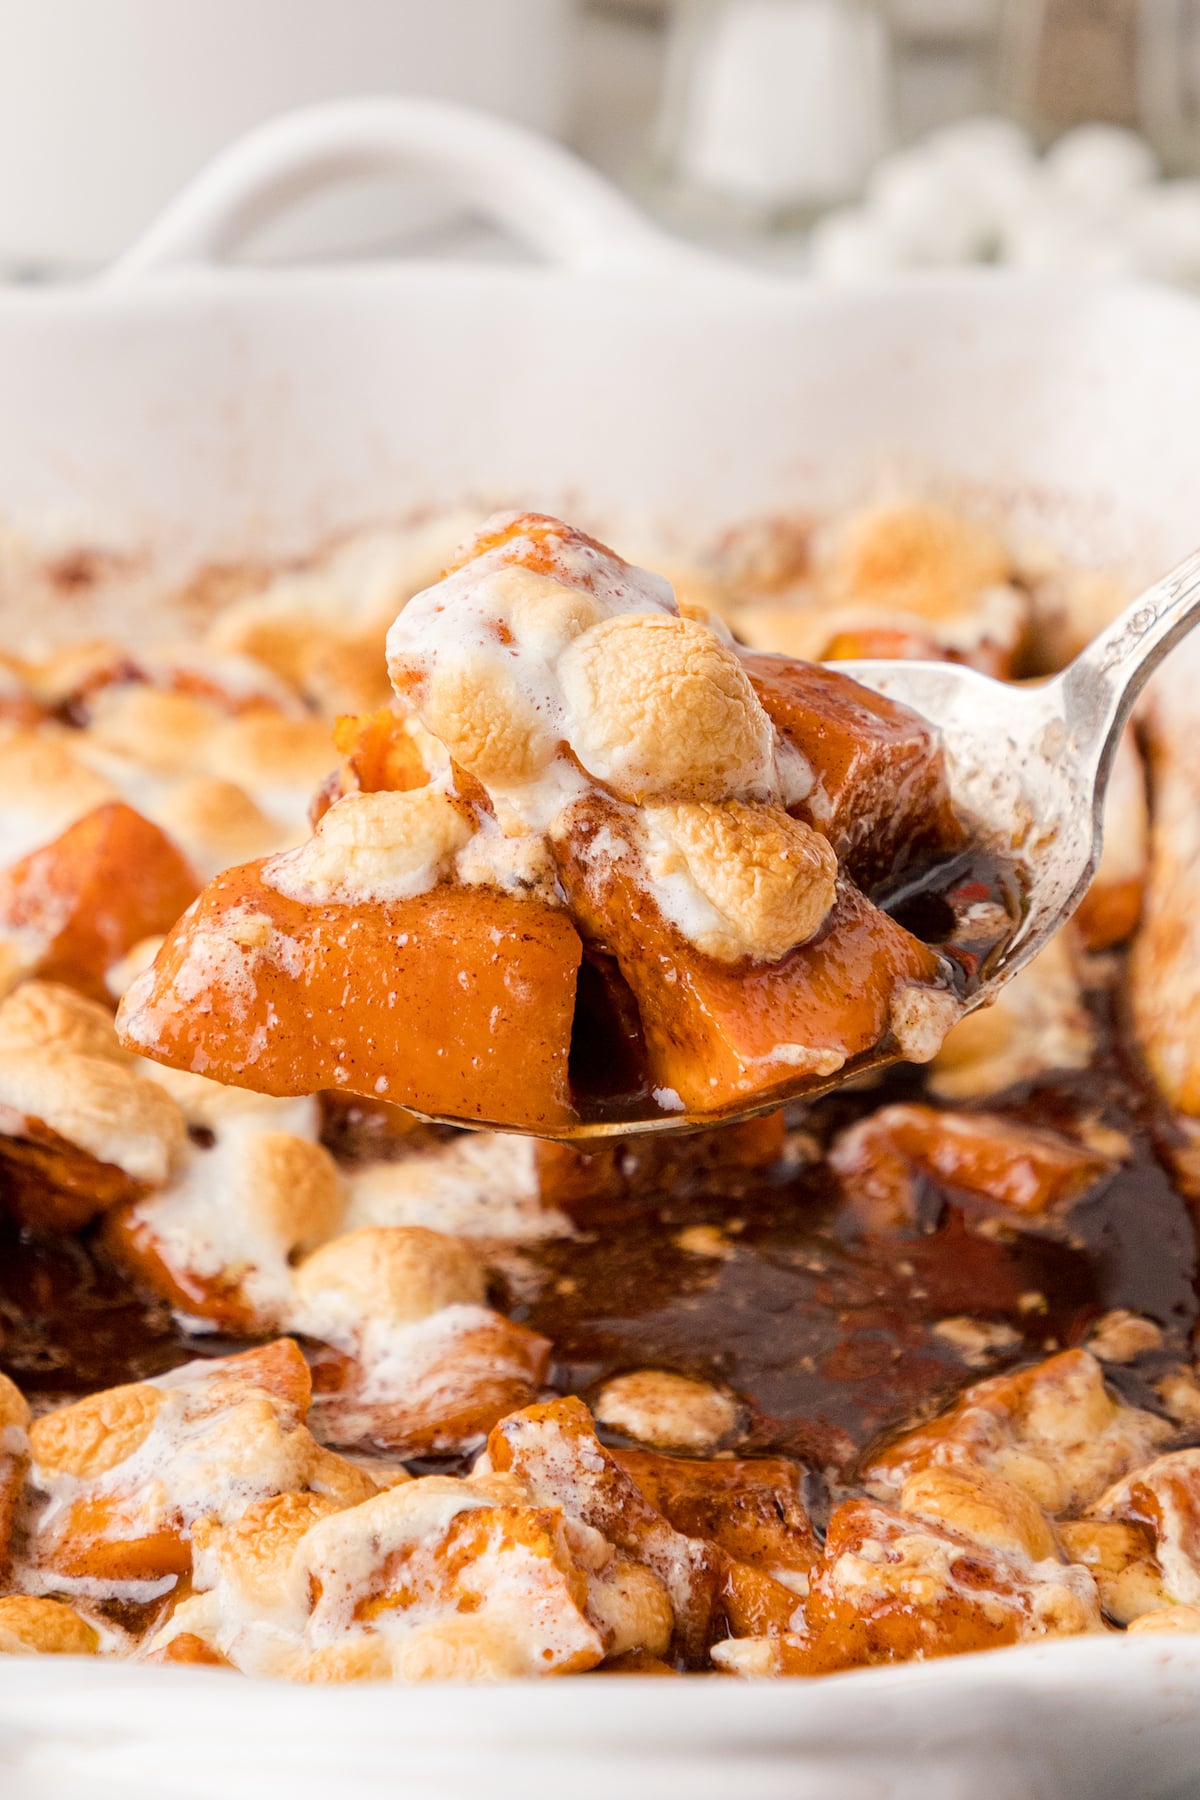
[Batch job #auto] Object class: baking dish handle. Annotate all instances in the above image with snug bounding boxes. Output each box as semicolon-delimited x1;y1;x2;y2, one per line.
105;96;711;281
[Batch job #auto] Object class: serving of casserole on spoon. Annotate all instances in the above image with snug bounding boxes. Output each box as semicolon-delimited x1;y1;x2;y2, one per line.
117;513;1200;1139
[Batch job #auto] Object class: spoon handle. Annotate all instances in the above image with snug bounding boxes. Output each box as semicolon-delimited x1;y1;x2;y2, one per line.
1053;544;1200;779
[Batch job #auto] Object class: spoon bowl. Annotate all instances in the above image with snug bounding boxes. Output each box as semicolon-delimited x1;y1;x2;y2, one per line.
415;548;1200;1142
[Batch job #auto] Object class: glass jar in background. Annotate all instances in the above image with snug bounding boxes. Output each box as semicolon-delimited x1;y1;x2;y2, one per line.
653;0;895;227
1001;0;1200;172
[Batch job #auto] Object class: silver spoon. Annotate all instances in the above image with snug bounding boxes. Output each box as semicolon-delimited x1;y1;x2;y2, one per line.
416;548;1200;1142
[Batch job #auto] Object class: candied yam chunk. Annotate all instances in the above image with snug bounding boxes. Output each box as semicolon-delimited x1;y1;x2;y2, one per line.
0;1369;30;1583
143;1633;233;1668
0;802;199;999
615;1447;817;1643
118;858;581;1130
331;705;436;796
863;1350;1173;1516
556;796;949;1113
802;1497;1100;1664
307;1308;551;1457
1131;647;1200;1115
742;653;964;890
179;1473;621;1680
1089;1449;1200;1609
24;1339;373;1586
615;1450;818;1579
1074;727;1146;952
0;1035;184;1233
713;1499;1100;1677
829;1102;1114;1230
103;1080;342;1334
0;1596;99;1657
291;1227;550;1455
486;1395;719;1664
1057;1519;1167;1625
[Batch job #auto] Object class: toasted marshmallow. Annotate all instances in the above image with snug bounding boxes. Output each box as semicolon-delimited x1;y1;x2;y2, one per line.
1128;1605;1200;1635
113;1074;337;1330
821;500;1010;621
152;777;291;879
387;515;793;820
0;1048;184;1185
292;1226;485;1342
640;800;837;962
83;685;222;774
31;1379;166;1478
0;980;124;1062
593;1370;741;1453
898;1463;1058;1564
0;729;118;866
559;614;777;804
264;787;474;905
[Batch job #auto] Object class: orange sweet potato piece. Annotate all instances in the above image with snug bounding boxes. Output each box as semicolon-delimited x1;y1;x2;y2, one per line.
614;1450;818;1576
307;1314;552;1457
0;802;199;999
595;1650;681;1675
27;1341;318;1585
829;1103;1114;1230
719;1558;807;1638
102;1203;260;1333
1075;878;1144;954
144;1633;233;1668
556;799;945;1115
118;861;582;1130
742;653;964;890
773;1497;1098;1673
488;1396;721;1665
0;1121;144;1233
332;707;431;795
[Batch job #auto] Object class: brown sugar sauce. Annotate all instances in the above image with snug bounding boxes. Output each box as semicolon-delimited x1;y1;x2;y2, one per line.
1;963;1193;1499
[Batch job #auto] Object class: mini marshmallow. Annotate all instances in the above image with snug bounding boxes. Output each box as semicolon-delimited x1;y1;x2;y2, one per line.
292;1226;486;1341
558;614;777;804
1043;124;1158;222
642;800;838;962
821;501;1009;621
593;1370;741;1453
0;1047;185;1187
264;787;474;905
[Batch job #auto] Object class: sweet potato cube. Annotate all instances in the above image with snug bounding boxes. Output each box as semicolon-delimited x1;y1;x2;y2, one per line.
615;1449;818;1575
0;802;198;998
556;801;945;1115
829;1102;1114;1230
118;860;581;1130
742;653;964;889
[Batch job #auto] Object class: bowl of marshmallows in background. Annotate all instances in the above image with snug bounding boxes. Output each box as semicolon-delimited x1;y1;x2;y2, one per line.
808;117;1200;287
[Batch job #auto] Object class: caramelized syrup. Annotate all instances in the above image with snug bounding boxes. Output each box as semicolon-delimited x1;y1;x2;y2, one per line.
1;960;1191;1488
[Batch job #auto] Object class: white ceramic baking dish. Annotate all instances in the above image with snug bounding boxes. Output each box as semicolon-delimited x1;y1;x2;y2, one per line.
2;99;1200;1800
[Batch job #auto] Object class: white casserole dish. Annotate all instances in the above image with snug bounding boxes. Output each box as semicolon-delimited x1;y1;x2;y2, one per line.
1;99;1200;1800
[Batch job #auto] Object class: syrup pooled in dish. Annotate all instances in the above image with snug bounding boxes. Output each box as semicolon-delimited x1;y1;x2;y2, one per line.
0;494;1199;1686
116;515;1007;1129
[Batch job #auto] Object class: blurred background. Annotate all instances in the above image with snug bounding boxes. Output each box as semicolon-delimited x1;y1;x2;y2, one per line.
4;0;1200;286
